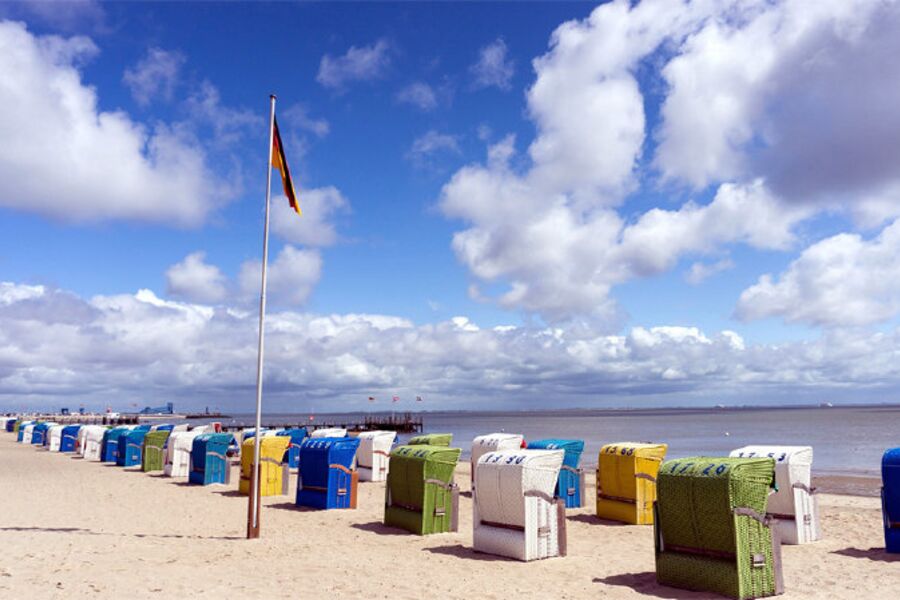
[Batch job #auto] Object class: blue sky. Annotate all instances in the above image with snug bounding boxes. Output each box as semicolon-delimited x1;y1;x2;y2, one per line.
2;0;900;413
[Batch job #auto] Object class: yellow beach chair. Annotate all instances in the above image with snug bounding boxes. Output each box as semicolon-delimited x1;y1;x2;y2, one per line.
596;442;667;524
240;436;291;496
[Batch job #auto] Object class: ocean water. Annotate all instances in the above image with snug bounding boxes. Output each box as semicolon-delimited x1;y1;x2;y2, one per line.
209;405;899;476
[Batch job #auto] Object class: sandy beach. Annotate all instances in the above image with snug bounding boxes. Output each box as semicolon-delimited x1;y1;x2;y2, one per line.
1;434;897;599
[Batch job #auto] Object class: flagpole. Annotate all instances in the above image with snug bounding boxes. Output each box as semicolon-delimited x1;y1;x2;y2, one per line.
248;93;276;539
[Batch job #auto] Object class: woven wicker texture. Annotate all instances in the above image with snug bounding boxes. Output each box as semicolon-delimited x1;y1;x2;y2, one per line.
655;456;780;599
385;444;461;534
141;430;171;472
407;433;453;446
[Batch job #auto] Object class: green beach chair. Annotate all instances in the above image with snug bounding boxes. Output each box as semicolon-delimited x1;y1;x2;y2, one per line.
142;430;171;472
384;444;461;534
407;433;452;446
655;456;783;599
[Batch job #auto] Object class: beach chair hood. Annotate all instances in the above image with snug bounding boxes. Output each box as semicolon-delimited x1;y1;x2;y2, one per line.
407;433;452;446
596;442;667;524
883;447;900;553
310;427;347;438
357;430;396;482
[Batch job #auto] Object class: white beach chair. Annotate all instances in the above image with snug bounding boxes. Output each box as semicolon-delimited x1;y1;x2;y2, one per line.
357;431;396;482
730;445;821;544
473;449;567;561
165;430;203;477
47;425;66;451
471;433;525;488
311;428;347;438
81;426;108;461
22;423;36;444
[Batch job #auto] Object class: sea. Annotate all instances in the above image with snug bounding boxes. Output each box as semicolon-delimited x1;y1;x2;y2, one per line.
197;404;899;477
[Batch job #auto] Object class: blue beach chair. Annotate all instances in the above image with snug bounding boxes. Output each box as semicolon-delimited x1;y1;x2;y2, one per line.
527;438;586;508
101;427;131;462
296;437;360;510
883;447;900;553
59;425;82;452
32;422;55;446
277;427;309;469
17;421;34;442
117;429;149;466
189;433;234;485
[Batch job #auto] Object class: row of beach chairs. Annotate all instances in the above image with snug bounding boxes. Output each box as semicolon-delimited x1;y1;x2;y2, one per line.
5;416;899;599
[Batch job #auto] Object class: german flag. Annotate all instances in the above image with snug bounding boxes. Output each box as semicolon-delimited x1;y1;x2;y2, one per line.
272;116;300;215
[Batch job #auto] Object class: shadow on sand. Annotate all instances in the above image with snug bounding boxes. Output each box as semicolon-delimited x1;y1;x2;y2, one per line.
831;547;900;562
423;544;515;562
0;526;241;541
594;572;720;599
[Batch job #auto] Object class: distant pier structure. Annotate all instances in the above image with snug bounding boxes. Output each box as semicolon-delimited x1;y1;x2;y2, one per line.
221;412;424;434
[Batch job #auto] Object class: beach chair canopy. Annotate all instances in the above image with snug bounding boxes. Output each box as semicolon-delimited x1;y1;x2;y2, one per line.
883;447;900;553
240;436;291;496
408;433;452;446
528;439;586;508
596;442;667;524
730;446;819;544
150;423;174;432
296;437;361;509
384;444;461;534
142;430;172;472
81;425;108;460
32;422;56;445
471;433;525;483
59;425;82;452
310;427;347;438
655;456;781;599
473;449;566;561
357;430;396;482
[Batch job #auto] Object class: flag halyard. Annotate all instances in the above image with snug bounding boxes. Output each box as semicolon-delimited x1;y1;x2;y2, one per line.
272;116;300;215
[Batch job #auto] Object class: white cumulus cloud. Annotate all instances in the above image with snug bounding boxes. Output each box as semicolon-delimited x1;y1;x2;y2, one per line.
165;252;228;304
122;47;184;106
470;38;514;90
317;39;391;90
238;245;322;307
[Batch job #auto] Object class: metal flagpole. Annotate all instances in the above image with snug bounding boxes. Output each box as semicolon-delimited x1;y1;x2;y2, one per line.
248;94;277;539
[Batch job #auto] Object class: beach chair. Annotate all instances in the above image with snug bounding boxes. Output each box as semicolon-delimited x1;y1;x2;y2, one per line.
296;437;361;509
189;433;234;485
473;449;567;561
47;424;66;451
596;442;667;524
101;427;129;462
276;427;309;469
17;421;33;441
117;429;149;467
81;426;107;460
142;430;172;472
32;422;56;445
471;433;525;489
730;446;820;545
357;430;396;482
883;447;900;553
408;433;452;446
21;422;37;444
384;444;461;534
4;417;15;432
164;431;203;477
59;425;82;452
150;423;174;432
239;436;292;496
310;427;347;438
528;439;585;508
655;456;783;599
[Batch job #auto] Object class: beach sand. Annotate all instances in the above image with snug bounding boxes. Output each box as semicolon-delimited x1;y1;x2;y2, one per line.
1;435;897;599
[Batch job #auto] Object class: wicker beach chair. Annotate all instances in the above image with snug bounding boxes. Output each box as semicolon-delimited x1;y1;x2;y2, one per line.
142;430;172;472
189;433;234;485
296;437;361;509
100;426;132;462
730;446;820;544
117;429;149;467
239;436;292;496
31;422;56;446
883;447;900;553
596;442;667;524
528;439;586;508
81;426;108;460
471;433;525;489
164;431;203;477
22;422;38;444
276;427;309;469
310;427;347;438
59;425;82;452
473;449;567;561
655;456;783;599
384;444;461;534
47;424;66;451
357;430;396;482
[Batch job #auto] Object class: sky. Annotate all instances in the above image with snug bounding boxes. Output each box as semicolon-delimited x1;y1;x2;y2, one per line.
2;0;900;413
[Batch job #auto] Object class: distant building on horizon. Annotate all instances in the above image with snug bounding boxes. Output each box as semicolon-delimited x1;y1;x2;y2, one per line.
139;402;174;415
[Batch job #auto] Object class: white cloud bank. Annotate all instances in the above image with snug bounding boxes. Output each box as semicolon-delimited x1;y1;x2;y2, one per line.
2;281;899;411
0;21;220;226
440;0;900;325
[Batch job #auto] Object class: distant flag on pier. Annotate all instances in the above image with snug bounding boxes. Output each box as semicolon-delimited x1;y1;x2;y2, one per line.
392;395;400;403
368;396;375;402
272;116;301;215
416;396;423;402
